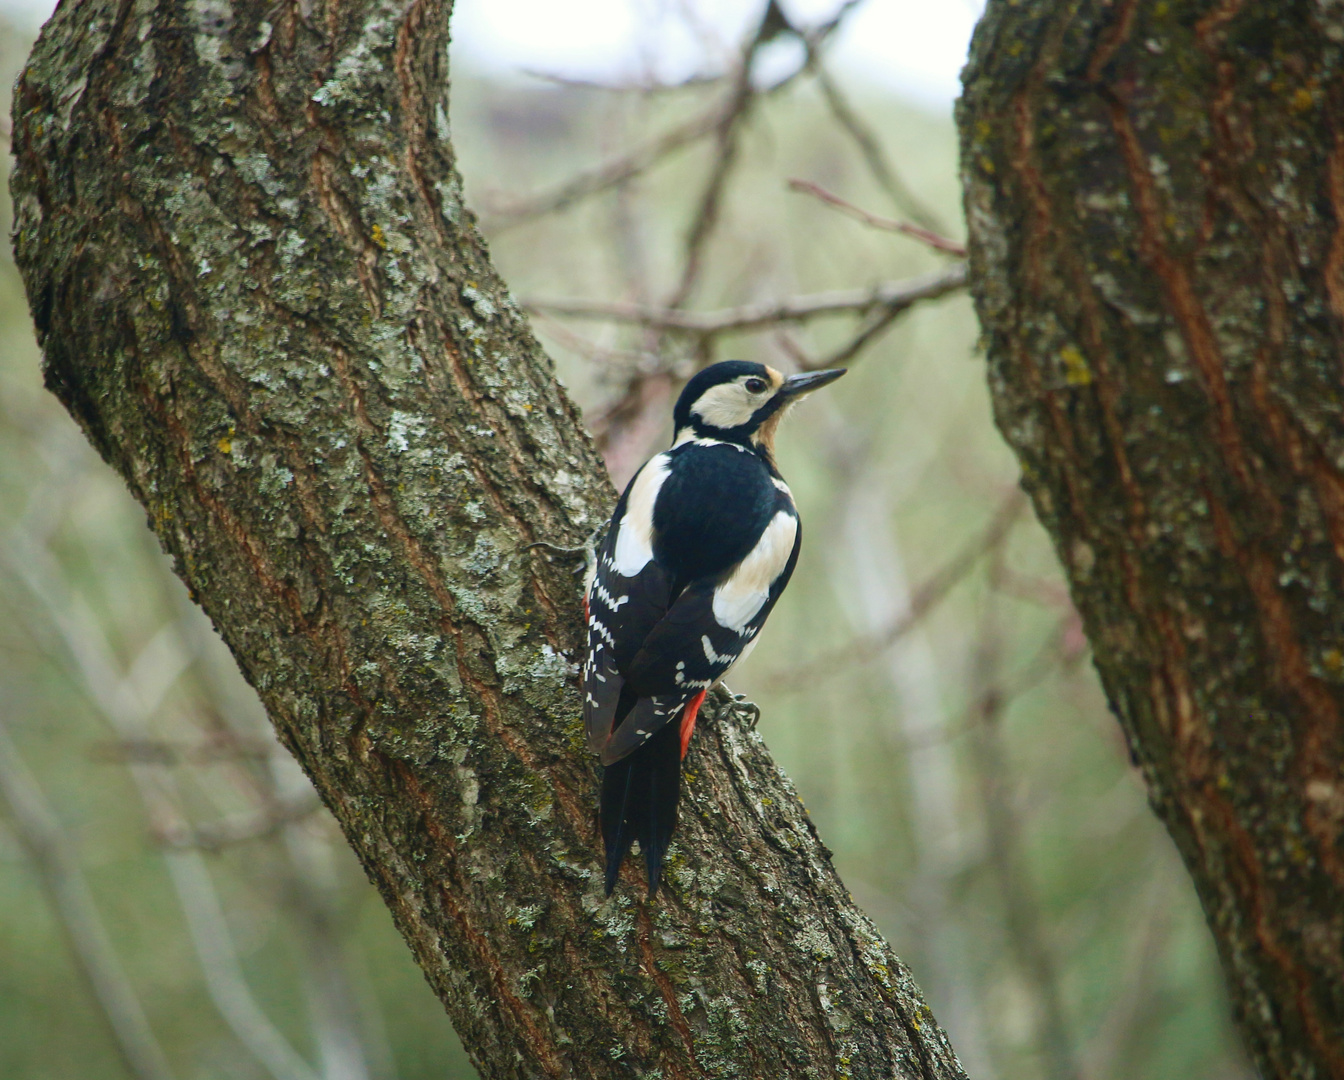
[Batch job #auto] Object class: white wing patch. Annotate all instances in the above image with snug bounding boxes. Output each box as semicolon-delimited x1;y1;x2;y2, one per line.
612;454;671;576
712;510;798;632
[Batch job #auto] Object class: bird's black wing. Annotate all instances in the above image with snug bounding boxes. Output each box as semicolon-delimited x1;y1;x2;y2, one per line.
599;502;801;765
583;456;674;754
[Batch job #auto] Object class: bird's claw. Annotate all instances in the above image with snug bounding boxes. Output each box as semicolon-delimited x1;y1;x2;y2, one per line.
711;684;761;729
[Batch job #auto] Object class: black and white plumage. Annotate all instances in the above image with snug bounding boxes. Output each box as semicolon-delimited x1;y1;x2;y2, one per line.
584;360;846;895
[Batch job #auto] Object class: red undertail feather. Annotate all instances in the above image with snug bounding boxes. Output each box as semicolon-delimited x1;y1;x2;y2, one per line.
679;690;706;760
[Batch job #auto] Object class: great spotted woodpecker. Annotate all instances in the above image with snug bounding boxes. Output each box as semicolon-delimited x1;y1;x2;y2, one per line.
584;360;846;895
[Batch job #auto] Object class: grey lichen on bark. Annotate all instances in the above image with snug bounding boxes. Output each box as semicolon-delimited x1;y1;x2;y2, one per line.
8;0;968;1075
959;2;1344;1077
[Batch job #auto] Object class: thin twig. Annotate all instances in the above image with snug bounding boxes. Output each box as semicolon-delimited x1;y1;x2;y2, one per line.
663;0;780;309
526;264;967;336
826;472;999;1077
519;69;726;94
798;302;905;371
594;2;793;472
482;2;859;232
807;62;946;232
528;310;660;370
789;179;966;255
480;107;725;229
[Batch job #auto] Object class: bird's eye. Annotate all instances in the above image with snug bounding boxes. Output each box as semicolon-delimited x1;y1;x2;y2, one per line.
745;378;768;394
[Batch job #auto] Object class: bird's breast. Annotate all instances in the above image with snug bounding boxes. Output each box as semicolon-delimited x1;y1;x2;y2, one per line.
711;508;799;632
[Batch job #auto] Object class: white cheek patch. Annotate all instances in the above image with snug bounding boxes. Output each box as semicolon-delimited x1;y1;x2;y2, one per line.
612;454;671;576
712;510;797;631
691;383;759;430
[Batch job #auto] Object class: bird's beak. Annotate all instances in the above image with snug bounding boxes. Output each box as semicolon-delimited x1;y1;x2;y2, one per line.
778;368;846;399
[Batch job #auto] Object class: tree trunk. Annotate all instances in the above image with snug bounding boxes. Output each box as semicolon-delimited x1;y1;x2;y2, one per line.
959;3;1344;1077
7;0;967;1076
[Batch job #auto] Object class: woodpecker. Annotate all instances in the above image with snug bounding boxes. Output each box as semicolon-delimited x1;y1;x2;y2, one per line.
584;360;846;896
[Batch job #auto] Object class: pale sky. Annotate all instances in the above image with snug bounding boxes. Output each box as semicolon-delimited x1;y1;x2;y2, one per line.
1;0;983;109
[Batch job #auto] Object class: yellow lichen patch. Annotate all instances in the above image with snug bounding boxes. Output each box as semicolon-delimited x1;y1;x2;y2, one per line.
1291;87;1315;113
217;436;232;454
1320;647;1344;679
370;223;388;249
1060;345;1092;387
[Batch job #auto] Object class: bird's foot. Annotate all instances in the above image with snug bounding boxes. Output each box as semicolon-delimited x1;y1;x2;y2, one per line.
712;684;761;729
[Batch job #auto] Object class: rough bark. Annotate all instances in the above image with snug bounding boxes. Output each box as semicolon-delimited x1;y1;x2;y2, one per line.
959;4;1344;1078
7;0;967;1076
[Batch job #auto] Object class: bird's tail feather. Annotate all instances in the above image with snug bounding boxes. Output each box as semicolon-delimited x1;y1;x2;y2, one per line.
601;720;682;896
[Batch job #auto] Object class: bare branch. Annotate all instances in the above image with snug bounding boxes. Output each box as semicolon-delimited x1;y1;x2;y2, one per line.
892;613;1084;756
666;0;797;308
790;298;917;372
164;850;324;1080
481;106;726;229
789;179;966;255
591;3;794;472
518;69;726;94
483;0;861;232
528;310;661;370
808;61;946;232
526;263;968;336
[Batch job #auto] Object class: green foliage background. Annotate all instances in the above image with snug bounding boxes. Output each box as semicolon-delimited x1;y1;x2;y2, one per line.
0;13;1250;1080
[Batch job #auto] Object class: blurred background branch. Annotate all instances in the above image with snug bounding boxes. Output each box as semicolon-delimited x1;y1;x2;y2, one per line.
0;716;177;1080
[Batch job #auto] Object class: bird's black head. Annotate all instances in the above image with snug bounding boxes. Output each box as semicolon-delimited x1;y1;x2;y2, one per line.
672;360;846;455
